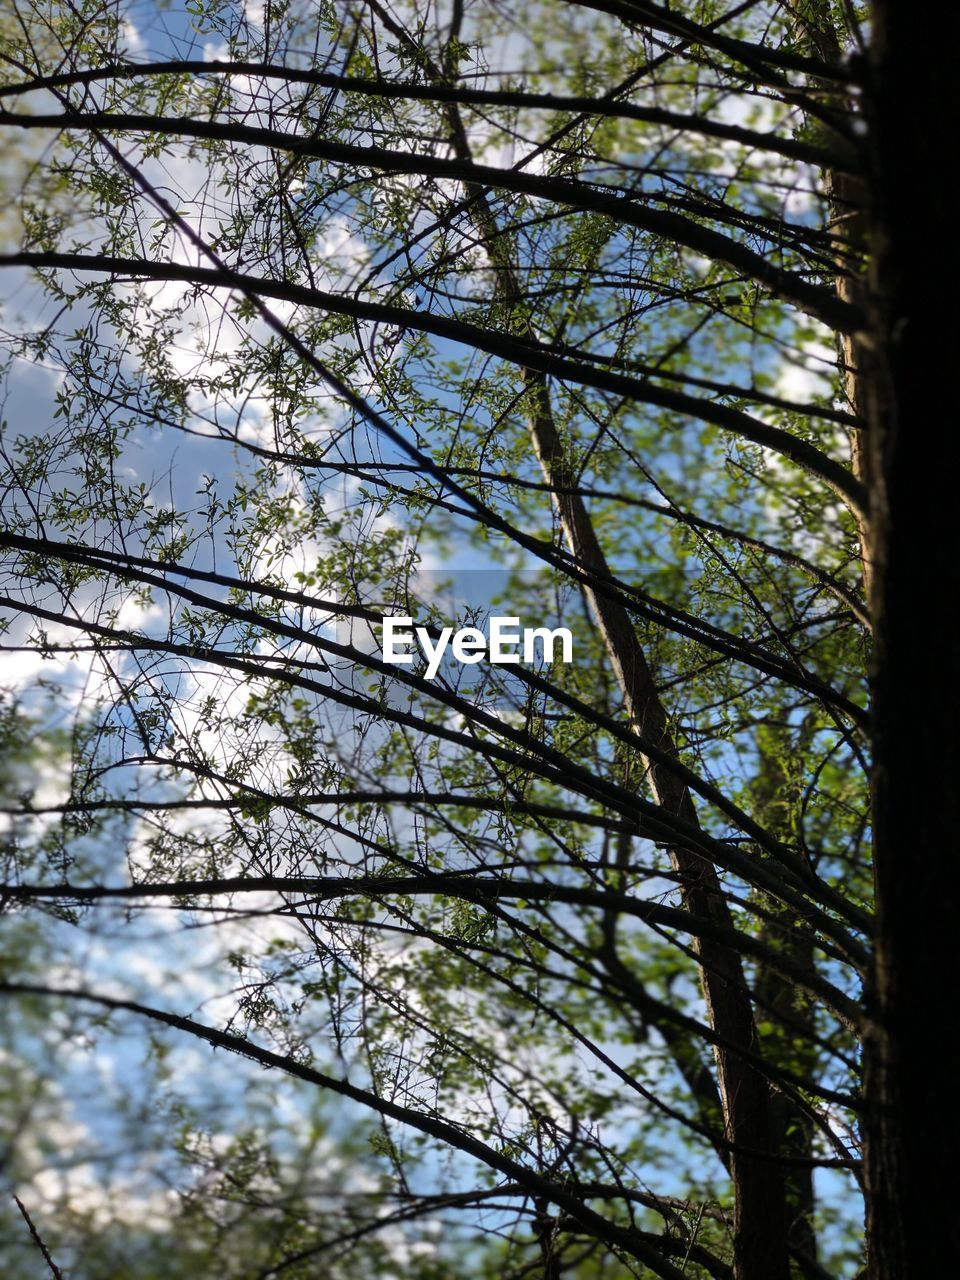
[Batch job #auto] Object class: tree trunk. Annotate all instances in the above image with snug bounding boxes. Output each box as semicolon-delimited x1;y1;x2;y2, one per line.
864;3;960;1274
434;75;792;1280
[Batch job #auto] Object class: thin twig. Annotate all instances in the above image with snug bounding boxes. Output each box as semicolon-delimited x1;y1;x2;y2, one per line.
12;1195;64;1279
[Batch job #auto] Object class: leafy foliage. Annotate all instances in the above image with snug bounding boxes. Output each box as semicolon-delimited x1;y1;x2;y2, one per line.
0;1;876;1276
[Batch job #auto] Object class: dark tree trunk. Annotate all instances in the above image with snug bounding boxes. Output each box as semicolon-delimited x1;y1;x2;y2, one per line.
864;3;960;1274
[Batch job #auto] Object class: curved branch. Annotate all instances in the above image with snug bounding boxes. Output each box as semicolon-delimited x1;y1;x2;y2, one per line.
0;980;694;1280
0;111;859;331
0;250;867;512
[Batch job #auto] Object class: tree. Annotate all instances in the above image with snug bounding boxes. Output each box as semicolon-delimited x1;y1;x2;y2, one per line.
0;0;951;1275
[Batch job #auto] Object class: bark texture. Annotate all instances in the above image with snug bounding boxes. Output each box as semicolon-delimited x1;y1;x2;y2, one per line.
864;2;960;1274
